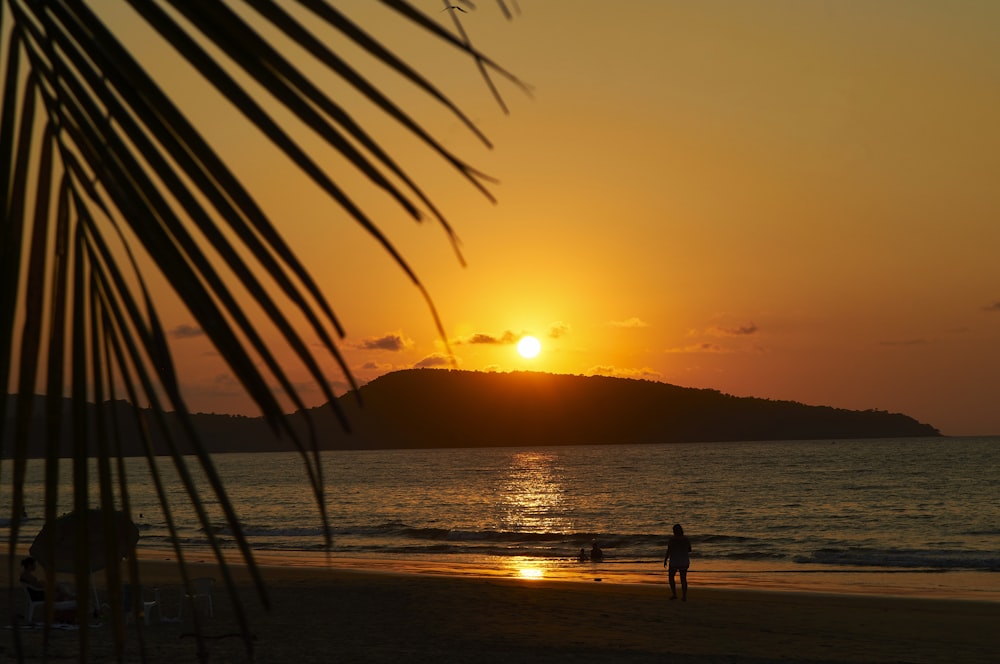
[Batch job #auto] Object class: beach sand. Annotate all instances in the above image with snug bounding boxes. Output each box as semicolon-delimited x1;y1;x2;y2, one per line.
3;554;998;663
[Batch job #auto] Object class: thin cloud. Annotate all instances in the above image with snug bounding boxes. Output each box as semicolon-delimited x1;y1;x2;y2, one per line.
357;332;413;352
213;373;239;390
286;379;319;396
181;373;242;400
326;378;352;395
459;330;518;345
608;317;649;329
710;322;758;336
170;324;204;339
548;321;571;338
664;343;727;354
414;353;453;368
361;361;395;371
587;365;662;380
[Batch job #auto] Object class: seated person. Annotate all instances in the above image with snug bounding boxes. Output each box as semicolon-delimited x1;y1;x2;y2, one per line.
20;557;76;622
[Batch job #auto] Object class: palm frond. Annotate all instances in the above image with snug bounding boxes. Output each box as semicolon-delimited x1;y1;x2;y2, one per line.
2;0;526;659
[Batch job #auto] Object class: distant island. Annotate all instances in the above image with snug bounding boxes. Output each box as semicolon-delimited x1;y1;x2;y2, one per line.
4;369;940;457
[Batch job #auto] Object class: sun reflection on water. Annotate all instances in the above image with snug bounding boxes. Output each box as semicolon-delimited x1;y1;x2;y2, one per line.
491;451;568;535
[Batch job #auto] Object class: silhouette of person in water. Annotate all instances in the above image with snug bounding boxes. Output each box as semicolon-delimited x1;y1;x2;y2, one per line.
577;548;587;563
590;542;604;563
663;524;692;600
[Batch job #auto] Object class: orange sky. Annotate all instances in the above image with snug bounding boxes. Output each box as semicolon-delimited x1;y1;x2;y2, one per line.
103;2;1000;435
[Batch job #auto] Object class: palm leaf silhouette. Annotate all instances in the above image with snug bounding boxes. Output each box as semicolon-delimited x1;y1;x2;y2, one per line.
1;1;526;659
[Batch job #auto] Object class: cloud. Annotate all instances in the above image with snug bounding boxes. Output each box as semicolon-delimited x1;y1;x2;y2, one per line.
608;317;648;329
548;321;571;338
170;324;204;339
286;379;321;396
325;378;352;395
984;302;1000;313
356;332;413;352
361;361;395;371
414;353;453;368
587;365;662;380
664;342;727;354
213;373;240;390
459;330;518;345
710;322;758;336
180;373;242;401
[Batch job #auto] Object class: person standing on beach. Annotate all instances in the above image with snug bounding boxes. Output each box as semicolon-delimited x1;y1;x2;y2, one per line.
663;524;692;601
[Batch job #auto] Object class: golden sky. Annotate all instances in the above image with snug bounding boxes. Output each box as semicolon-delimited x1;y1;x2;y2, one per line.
106;2;1000;435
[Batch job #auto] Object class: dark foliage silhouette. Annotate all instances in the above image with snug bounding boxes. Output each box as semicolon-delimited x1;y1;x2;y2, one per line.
1;2;526;659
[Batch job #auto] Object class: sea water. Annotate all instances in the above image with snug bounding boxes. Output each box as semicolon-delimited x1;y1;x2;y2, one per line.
6;437;999;600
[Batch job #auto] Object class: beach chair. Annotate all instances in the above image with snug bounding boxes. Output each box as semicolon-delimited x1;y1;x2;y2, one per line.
180;577;215;618
122;583;161;625
22;585;76;624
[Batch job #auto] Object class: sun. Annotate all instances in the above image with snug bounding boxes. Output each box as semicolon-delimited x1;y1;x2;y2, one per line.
517;335;541;359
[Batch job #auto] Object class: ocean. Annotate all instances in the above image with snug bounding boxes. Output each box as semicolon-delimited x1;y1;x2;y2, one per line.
7;437;1000;600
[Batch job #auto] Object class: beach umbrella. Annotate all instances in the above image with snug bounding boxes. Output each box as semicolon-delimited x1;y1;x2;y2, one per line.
29;509;139;574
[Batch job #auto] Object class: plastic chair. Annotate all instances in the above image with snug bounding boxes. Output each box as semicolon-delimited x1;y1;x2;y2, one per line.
22;585;76;624
23;585;44;623
180;577;215;618
122;583;161;625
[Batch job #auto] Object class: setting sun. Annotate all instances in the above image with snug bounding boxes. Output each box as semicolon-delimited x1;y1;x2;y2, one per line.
517;335;541;359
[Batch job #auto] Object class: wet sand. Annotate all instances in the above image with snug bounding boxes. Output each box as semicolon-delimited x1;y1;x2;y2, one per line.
3;554;998;663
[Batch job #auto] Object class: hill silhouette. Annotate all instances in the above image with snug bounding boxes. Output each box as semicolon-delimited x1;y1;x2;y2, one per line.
308;369;940;449
4;369;940;458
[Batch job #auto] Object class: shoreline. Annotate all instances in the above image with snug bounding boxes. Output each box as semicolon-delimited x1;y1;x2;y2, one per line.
4;553;999;662
131;547;1000;603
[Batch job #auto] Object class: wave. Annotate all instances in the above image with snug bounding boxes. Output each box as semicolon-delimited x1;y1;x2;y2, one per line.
112;520;1000;574
0;517;39;527
203;524;330;538
796;547;1000;571
135;525;1000;575
344;524;675;548
716;551;789;561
